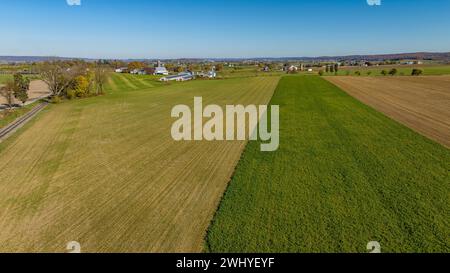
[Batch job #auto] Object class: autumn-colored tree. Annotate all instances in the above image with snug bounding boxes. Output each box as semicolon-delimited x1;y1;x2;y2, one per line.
74;75;89;97
165;63;175;71
174;66;184;73
128;61;145;71
111;60;127;69
215;63;224;71
188;64;200;71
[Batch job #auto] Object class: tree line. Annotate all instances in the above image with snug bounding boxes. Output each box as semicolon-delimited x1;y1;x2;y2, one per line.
0;73;30;109
1;62;108;110
318;67;423;77
38;62;107;102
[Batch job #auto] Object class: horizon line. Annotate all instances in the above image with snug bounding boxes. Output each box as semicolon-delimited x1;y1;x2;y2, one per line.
1;51;449;61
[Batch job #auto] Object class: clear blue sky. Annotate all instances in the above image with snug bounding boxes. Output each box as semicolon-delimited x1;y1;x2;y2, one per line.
1;0;449;59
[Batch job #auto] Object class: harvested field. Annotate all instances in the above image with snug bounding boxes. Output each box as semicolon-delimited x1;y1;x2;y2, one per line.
0;80;50;105
325;76;450;147
0;76;279;252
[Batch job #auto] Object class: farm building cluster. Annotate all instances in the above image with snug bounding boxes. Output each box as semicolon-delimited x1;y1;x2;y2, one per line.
115;60;217;82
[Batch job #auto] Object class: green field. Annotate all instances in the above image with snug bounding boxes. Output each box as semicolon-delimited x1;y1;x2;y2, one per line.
0;74;40;84
321;65;450;76
219;66;285;79
106;73;164;92
206;76;450;253
0;74;12;84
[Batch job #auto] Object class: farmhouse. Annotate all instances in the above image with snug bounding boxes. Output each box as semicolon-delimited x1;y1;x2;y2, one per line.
196;70;217;78
283;65;298;72
115;67;128;73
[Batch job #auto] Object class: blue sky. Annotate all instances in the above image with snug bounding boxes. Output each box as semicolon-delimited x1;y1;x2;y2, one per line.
0;0;449;59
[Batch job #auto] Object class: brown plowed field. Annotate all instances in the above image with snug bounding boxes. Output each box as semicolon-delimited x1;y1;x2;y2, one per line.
0;80;50;105
325;76;450;147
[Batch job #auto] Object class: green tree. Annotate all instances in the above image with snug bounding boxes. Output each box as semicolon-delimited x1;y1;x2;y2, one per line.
13;73;30;105
334;63;339;74
411;69;423;76
389;68;398;76
86;70;95;95
318;70;324;76
0;80;15;109
381;70;388;76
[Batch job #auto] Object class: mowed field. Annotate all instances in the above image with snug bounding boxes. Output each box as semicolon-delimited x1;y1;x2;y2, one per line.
207;76;450;253
325;76;450;147
0;74;279;252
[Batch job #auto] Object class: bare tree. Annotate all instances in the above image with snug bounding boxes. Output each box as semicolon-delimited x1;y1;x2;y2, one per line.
94;66;108;95
39;62;79;97
0;81;16;110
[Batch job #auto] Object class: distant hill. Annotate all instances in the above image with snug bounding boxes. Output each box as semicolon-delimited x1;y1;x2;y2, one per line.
1;52;449;63
0;56;93;63
245;52;450;62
